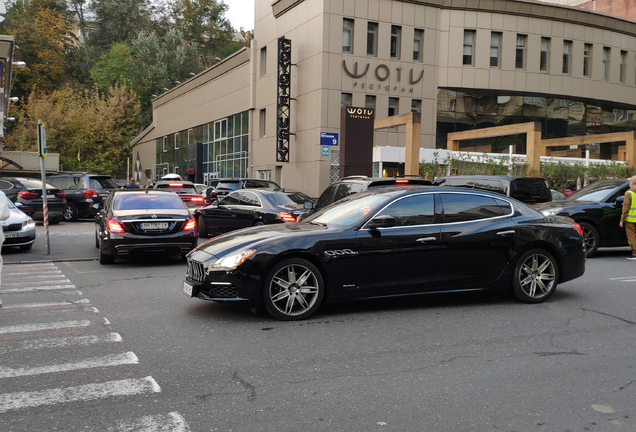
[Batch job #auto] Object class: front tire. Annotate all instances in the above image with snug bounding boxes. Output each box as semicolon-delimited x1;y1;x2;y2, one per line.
512;249;558;303
580;222;599;257
263;258;324;320
197;215;208;238
99;241;115;264
63;203;78;222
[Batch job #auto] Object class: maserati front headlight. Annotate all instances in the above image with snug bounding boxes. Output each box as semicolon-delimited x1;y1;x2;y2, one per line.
207;249;256;272
541;207;563;217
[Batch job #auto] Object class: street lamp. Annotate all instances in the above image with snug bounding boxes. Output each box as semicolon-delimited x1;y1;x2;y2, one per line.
12;61;26;68
9;97;18;103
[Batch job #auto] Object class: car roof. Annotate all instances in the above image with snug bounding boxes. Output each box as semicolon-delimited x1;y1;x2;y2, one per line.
114;189;176;194
155;180;195;186
436;175;545;181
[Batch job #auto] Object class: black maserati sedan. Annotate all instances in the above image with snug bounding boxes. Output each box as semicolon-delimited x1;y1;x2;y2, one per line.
95;189;198;264
183;187;586;320
533;179;630;257
194;189;315;238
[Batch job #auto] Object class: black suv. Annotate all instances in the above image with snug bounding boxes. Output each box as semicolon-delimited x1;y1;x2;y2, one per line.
48;172;118;221
300;175;432;220
205;178;281;204
433;175;552;204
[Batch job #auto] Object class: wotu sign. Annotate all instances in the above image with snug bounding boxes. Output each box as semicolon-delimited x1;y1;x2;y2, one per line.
342;60;424;93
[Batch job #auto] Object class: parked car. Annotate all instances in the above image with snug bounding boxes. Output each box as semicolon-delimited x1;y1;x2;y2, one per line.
193;183;208;196
1;199;36;250
48;172;118;222
534;179;630;257
206;178;281;204
551;189;565;201
183;186;586;320
0;177;66;224
95;189;198;264
299;175;432;220
154;180;205;213
432;175;552;204
194;189;315;238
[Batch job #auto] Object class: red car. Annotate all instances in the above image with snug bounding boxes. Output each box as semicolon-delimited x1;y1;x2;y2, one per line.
153;180;205;213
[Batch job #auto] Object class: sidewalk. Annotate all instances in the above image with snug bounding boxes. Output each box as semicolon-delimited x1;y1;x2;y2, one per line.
2;220;98;264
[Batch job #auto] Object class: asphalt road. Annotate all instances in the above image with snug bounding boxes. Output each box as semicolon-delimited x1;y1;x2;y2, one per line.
1;223;635;431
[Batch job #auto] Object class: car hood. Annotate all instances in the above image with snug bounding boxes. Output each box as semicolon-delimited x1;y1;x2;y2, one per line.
533;200;597;211
190;222;330;262
2;208;31;225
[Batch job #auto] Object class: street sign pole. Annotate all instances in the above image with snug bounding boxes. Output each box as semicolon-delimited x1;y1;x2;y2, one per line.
37;120;50;255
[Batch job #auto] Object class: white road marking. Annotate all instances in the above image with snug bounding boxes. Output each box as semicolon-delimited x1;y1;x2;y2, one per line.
0;284;76;294
608;276;636;280
0;299;91;309
0;333;122;353
108;411;191;432
0;351;139;378
0;320;91;335
2;278;71;286
2;271;63;278
4;263;56;271
0;376;161;413
104;318;111;325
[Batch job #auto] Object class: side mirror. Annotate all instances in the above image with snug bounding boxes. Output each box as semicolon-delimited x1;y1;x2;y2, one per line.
615;196;625;208
367;215;397;229
304;201;314;210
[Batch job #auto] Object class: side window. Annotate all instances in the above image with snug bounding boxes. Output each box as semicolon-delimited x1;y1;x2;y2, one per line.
494;198;513;215
68;177;81;190
316;184;338;209
220;193;241;205
0;180;13;190
48;178;64;189
376;194;435;226
441;193;504;223
333;183;360;203
238;191;260;207
244;180;258;188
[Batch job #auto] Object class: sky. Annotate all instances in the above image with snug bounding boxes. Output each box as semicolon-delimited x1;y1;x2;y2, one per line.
222;0;255;31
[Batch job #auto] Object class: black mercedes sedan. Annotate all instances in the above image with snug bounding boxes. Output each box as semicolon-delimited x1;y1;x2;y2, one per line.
194;189;315;238
183;187;586;320
95;189;198;264
533;179;629;257
0;177;67;224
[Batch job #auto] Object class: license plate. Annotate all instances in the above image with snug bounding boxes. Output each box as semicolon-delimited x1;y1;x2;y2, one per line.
4;232;18;238
183;281;193;297
46;194;54;199
140;222;169;230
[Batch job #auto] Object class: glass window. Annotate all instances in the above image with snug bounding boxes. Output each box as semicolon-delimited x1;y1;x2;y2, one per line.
237;191;261;207
316;184;338;209
376;194;435;226
367;22;378;57
411;99;421;113
463;30;475;66
563;41;571;74
603;47;610;81
303;193;391;228
113;193;185;210
413;29;423;62
220;192;241;205
388;97;399;117
341;92;352;108
268;192;313;206
365;95;376;109
260;46;267;77
174;133;179;150
259;109;266;137
391;25;401;60
343;19;354;54
620;50;626;84
540;37;550;72
333;183;364;203
163;136;167;152
516;35;526;70
490;32;501;68
440;193;504;223
584;44;591;77
89;177;117;190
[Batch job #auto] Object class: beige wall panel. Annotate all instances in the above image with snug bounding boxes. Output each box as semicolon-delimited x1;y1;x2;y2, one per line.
368;0;379;20
374;131;388;146
448;26;463;68
328;53;343;89
379;0;391;23
571;40;583;78
328;0;343;15
501;32;516;70
328;14;342;54
438;66;448;87
462;67;475;88
415;4;426;27
255;74;276;108
465;11;477;28
421;100;436;132
527;18;541;35
438;9;450;31
561;76;572;96
449;10;463;28
342;0;353;16
375;94;388;120
421;133;434;150
422;66;437;99
503;15;517;32
518;2;532;15
424;29;437;66
526;72;539;91
355;0;367;18
491;12;503;30
377;22;390;58
489;69;502;89
296;91;321;132
539;73;550;93
327;89;341;128
437;30;449;67
387;132;399;147
282;6;297;34
573;24;584;41
298;55;319;96
477;12;491;29
353;21;366;55
391;0;402;23
402;2;415;27
517;16;529;33
550;75;563;95
593;28;604;44
541;18;552;36
526;35;540;74
550;38;561;75
453;0;467;8
610;83;624;103
320;89;330;129
583;26;593;43
305;17;323;59
552;21;564;38
401;27;413;63
475;30;489;69
448;67;462;86
425;6;437;29
474;68;489;88
514;71;526;91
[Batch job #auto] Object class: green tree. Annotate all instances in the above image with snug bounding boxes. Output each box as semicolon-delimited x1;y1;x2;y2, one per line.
89;0;153;53
90;42;133;91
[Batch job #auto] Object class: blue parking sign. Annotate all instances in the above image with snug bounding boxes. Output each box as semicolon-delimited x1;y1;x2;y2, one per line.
321;146;330;156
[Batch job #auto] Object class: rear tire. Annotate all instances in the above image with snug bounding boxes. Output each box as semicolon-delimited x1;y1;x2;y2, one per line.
512;249;558;303
197;215;208;238
95;231;100;248
254;221;265;226
580;222;599;258
63;203;78;222
99;241;115;264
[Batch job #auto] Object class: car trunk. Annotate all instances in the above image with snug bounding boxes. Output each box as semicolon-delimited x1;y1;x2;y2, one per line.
114;210;190;236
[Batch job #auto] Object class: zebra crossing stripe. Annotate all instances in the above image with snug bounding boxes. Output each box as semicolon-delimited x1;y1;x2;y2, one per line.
0;333;122;353
108;412;191;432
0;320;91;335
0;299;90;309
0;376;161;413
2;271;63;278
0;351;139;378
0;285;76;294
2;278;71;286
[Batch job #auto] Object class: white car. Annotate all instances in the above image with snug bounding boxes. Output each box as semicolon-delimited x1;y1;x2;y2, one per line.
1;200;36;251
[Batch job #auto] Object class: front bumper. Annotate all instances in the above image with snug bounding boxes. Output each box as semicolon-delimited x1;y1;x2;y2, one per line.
2;232;36;247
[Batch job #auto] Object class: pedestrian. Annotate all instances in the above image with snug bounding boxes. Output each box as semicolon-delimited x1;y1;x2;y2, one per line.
0;189;11;307
152;180;157;188
126;178;140;189
620;175;636;260
564;182;577;197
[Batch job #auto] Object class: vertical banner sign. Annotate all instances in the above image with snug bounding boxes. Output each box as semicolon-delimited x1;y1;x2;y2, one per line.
276;37;292;163
37;120;50;255
340;107;375;177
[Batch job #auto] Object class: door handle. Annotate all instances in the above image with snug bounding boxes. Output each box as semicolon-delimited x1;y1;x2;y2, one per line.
416;237;437;242
497;230;515;236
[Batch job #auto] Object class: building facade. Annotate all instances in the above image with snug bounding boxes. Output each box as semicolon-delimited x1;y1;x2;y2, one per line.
131;0;636;197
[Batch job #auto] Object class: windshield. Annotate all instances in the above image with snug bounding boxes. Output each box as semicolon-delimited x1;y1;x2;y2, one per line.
156;184;198;194
113;194;186;210
268;192;313;207
89;177;117;190
510;178;551;203
302;193;391;227
216;182;240;191
566;180;626;202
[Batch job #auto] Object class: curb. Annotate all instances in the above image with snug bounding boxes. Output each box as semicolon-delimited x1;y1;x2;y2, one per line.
5;257;98;265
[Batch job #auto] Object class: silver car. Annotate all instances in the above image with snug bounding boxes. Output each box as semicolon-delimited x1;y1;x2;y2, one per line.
2;200;36;251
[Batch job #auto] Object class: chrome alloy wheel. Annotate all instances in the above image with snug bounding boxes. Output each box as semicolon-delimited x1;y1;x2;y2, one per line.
582;226;596;254
518;253;556;299
268;264;320;317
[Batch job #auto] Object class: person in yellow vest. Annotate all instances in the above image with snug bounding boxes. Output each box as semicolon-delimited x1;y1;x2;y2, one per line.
620;175;636;260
